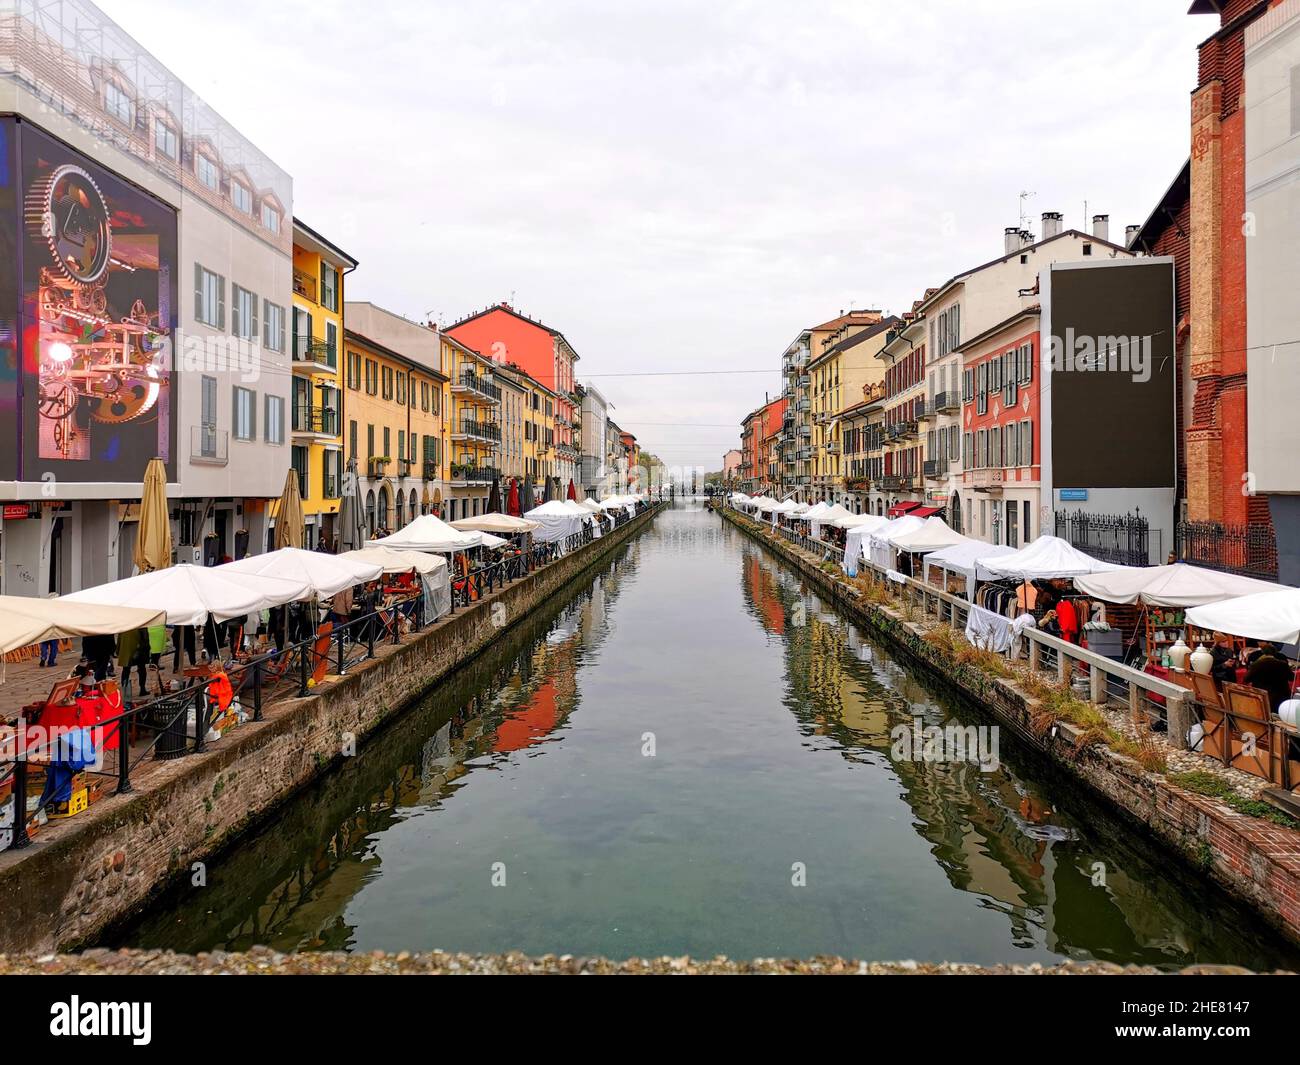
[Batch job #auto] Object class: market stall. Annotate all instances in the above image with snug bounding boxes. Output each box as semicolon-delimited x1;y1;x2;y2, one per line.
339;547;452;621
837;514;888;577
525;500;588;544
370;514;481;553
62;563;310;625
867;514;926;572
921;539;1016;601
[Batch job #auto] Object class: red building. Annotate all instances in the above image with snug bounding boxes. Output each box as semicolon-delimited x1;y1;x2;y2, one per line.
740;397;785;494
447;303;581;493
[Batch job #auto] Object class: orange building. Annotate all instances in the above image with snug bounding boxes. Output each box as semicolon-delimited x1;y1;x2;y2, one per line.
740;397;785;494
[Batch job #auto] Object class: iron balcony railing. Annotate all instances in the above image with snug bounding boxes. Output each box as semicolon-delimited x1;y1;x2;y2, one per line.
923;457;947;478
450;463;501;483
453;418;502;443
292;269;317;302
293;334;337;368
879;474;914;491
423;461;440;482
970;468;1004;491
934;391;959;413
454;369;502;402
915;399;934;421
292;405;338;436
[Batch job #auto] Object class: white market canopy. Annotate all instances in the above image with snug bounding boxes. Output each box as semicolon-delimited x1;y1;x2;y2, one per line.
62;563;308;626
834;513;888;531
870;514;927;546
887;516;966;553
1074;563;1282;608
577;499;605;514
1186;589;1300;647
450;513;541;534
976;535;1123;581
525;501;588;543
0;596;166;657
370;514;481;552
338;547;447;576
797;502;833;521
220;547;382;599
923;539;1016;580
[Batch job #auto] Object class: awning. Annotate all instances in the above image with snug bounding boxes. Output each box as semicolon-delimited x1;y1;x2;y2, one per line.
910;506;943;519
887;501;921;518
1187;589;1300;647
1073;563;1281;608
0;596;167;658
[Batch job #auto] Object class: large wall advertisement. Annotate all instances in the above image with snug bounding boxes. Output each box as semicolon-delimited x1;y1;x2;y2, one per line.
11;118;178;483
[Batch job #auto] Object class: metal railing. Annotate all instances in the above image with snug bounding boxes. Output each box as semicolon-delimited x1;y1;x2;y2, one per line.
455;369;502;402
1;500;661;849
1057;509;1151;568
191;425;228;465
292;405;338;436
1176;520;1279;581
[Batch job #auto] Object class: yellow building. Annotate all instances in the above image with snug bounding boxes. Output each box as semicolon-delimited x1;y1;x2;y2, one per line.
492;364;528;484
808;316;895;504
441;335;502;522
492;362;559;506
291;219;357;548
343;302;448;536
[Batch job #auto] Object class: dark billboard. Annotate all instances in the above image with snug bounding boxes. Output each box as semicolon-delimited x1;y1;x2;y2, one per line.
16;119;177;482
1047;260;1176;490
0;118;17;481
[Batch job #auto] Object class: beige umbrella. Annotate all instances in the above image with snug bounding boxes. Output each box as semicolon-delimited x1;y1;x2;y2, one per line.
274;470;305;550
132;457;172;573
0;596;166;658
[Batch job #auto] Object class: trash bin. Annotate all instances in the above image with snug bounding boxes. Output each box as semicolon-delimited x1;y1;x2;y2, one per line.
153;702;188;760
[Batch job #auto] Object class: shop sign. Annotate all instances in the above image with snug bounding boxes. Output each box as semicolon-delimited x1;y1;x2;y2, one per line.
1059;489;1089;501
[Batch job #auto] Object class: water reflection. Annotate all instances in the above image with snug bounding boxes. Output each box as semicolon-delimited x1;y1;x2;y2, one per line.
115;505;1300;970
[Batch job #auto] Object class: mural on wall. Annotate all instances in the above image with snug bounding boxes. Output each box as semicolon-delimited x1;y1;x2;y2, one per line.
18;119;178;481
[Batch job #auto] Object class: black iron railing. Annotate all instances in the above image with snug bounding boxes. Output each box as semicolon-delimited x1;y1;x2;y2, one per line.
1175;520;1279;581
1056;509;1150;567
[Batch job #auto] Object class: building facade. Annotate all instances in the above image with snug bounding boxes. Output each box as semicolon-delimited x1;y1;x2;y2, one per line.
579;383;614;497
446;303;580;498
0;0;294;591
443;333;502;521
343;303;447;535
290;220;355;549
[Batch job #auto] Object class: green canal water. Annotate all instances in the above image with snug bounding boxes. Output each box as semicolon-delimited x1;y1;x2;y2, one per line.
114;501;1300;968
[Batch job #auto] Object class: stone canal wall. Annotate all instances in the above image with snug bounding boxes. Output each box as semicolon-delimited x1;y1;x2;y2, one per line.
719;506;1300;948
0;505;663;954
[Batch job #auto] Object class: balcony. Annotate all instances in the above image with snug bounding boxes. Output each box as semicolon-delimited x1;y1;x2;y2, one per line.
292;269;317;303
291;405;338;438
293;334;337;372
796;397;811;412
452;418;502;444
367;456;390;477
971;468;1005;493
797;424;811;439
453;369;502;402
923;457;947;479
423;461;440;482
556;441;579;458
895;418;919;439
191;425;228;465
879;474;914;491
826;440;840;454
915;399;934;422
796;374;810;389
796;447;812;461
934;391;959;413
847;477;872;493
396;458;415;479
450;463;501;485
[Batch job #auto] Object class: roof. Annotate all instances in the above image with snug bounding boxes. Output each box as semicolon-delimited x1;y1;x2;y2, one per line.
445;302;581;360
808;309;885;334
292;217;358;269
810;315;901;368
913;229;1133;319
343;327;448;381
954;305;1041;355
1129;159;1191;253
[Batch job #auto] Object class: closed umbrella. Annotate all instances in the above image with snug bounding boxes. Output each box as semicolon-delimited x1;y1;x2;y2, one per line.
506;479;521;517
274;470;304;550
522;475;535;514
432;487;443;519
567;479;577;501
543;477;554;503
339;456;368;552
487;478;501;515
133;457;172;574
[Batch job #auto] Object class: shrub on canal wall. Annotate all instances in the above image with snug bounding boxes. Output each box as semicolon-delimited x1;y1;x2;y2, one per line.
719;505;1300;948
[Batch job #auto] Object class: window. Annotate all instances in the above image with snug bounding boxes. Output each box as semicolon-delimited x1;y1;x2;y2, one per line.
263;300;286;352
194;265;225;328
381;366;394;401
265;394;284;445
320;262;339;312
1020;419;1034;466
367;423;375;460
1019;342;1033;384
233;387;256;441
1082;243;1093;256
324;321;338;368
990;426;1001;469
383;427;391;458
364;359;378;395
398;430;405;464
197;153;219;191
349;420;358;460
105;81;133;125
1005;423;1018;469
231;182;252;215
231;284;258;340
396;372;407;407
346;350;362;390
154;118;178;161
976;362;987;415
261;202;281;233
421;380;430;412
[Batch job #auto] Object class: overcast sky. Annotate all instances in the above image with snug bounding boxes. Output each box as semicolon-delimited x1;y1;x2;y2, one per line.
104;0;1209;473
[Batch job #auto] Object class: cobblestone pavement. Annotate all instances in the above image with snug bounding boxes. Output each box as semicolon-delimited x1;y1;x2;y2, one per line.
0;948;1279;975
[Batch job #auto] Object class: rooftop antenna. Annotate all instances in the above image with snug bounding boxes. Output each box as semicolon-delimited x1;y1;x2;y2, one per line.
1018;190;1036;231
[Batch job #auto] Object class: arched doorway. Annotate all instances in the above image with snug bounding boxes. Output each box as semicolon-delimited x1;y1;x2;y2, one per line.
365;490;376;535
409;489;419;522
949;492;963;535
378;484;392;532
394;493;405;529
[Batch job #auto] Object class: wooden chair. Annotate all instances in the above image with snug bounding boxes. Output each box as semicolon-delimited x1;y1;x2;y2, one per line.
1222;682;1275;781
1188;673;1228;762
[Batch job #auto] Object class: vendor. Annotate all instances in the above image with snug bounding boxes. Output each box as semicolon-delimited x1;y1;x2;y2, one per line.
1210;632;1239;685
1244;642;1296;713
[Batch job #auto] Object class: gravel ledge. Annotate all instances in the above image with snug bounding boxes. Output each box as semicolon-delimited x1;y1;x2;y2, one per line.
0;948;1281;975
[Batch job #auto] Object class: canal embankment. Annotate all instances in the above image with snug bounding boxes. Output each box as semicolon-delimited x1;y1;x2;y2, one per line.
718;505;1300;948
0;503;663;955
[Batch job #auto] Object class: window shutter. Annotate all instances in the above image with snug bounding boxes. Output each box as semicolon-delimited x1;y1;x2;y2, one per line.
217;274;226;330
250;291;258;342
194;263;204;322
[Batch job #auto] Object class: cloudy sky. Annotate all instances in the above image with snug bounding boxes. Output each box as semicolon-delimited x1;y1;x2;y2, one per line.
105;0;1208;473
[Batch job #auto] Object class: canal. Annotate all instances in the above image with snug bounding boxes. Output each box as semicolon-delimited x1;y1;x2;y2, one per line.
113;501;1300;969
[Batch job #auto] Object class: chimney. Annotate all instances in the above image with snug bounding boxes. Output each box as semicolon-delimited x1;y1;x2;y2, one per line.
1125;224;1142;247
1041;211;1063;240
1092;214;1109;242
1005;227;1021;255
1019;228;1033;248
